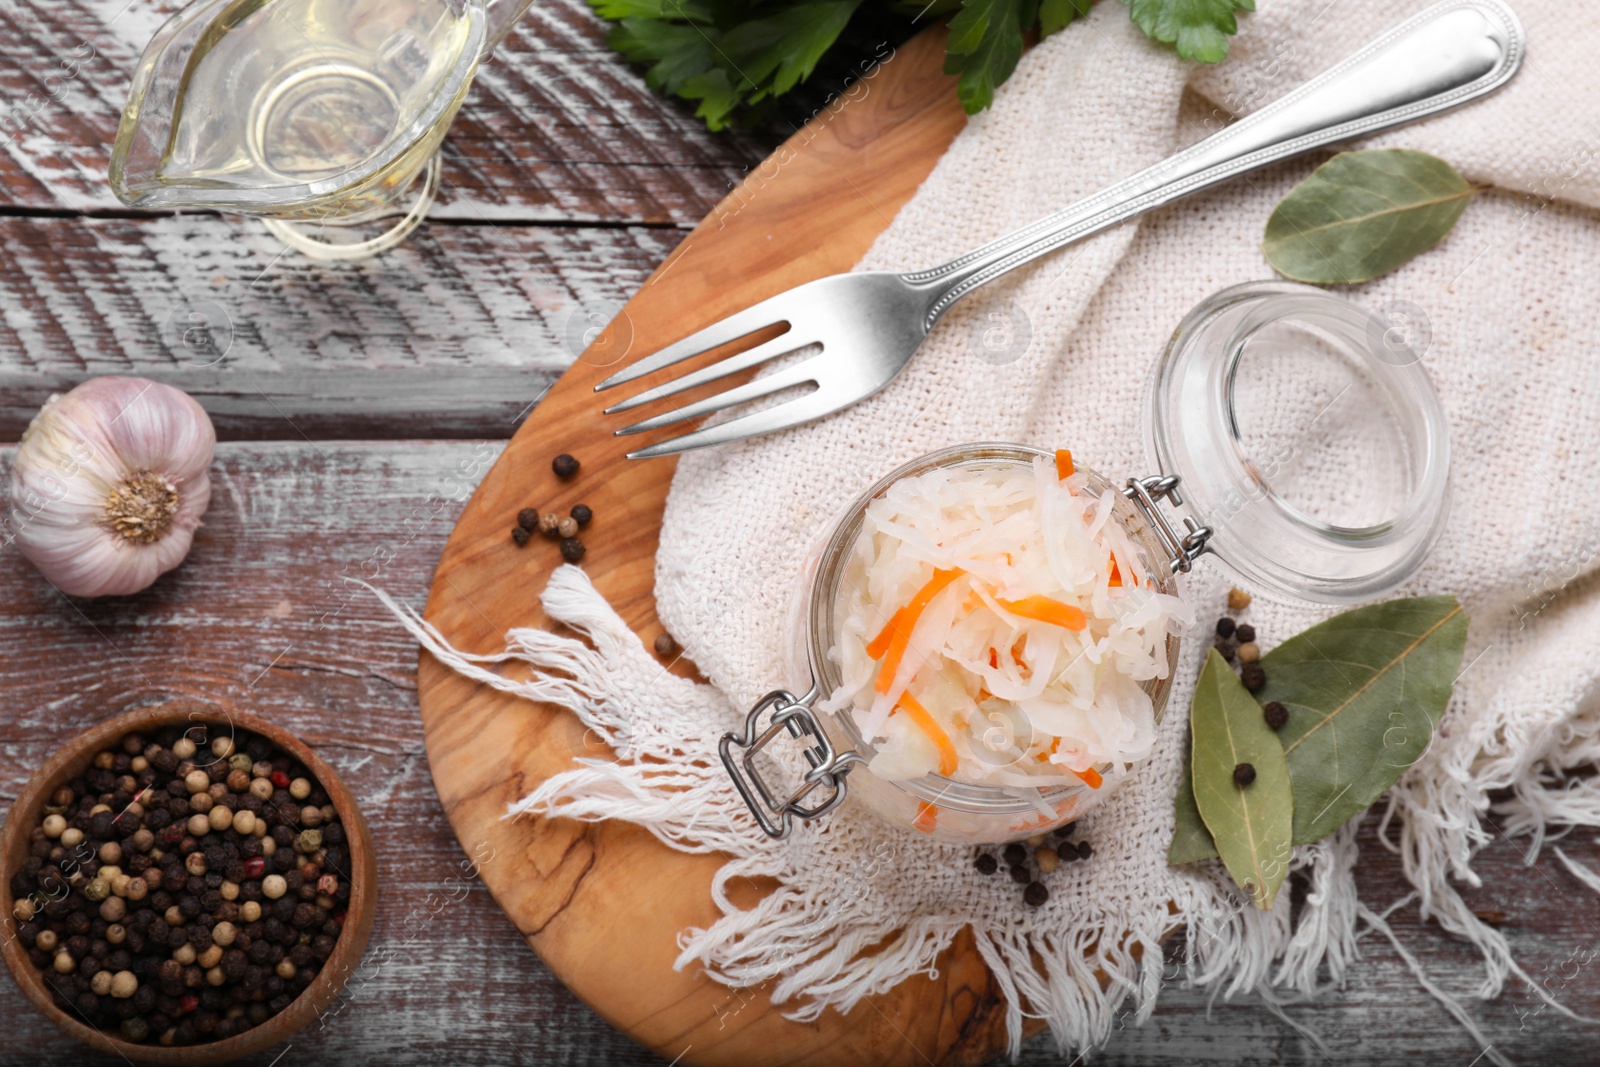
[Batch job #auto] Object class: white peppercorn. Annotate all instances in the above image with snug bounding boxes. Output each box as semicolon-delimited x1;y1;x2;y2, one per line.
110;970;138;999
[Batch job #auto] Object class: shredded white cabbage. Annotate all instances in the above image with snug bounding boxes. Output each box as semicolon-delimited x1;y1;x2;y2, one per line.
819;457;1193;789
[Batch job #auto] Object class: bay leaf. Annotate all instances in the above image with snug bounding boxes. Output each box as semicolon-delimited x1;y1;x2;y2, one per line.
1190;648;1293;909
1261;595;1468;845
1262;149;1477;284
1167;740;1218;864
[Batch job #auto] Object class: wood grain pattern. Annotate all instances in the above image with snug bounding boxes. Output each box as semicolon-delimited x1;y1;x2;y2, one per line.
0;214;680;442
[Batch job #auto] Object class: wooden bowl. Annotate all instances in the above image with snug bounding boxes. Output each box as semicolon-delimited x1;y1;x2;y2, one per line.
0;699;378;1064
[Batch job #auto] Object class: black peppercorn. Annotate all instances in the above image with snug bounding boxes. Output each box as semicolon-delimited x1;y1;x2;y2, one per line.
552;453;580;478
1051;821;1077;840
559;537;586;563
517;508;539;532
1233;762;1257;786
1076;841;1093;860
1240;663;1266;691
1263;701;1289;730
570;503;592;527
1215;616;1236;638
1235;623;1256;643
511;526;531;546
974;853;998;875
1007;864;1029;885
1023;882;1049;907
1002;842;1026;866
1214;636;1238;661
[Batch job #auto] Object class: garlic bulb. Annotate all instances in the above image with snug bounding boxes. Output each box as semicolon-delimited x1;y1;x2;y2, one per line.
9;376;215;597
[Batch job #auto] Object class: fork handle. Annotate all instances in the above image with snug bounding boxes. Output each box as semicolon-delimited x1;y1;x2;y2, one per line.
909;0;1523;330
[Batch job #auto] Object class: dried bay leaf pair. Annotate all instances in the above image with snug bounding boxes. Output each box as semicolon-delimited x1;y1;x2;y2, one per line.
1170;596;1469;910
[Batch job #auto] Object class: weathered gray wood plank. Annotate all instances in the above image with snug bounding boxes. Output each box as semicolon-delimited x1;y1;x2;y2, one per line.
1;441;1597;1066
0;213;682;441
0;0;768;224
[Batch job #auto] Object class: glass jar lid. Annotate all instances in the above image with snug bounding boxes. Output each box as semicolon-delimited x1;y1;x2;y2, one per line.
1145;280;1450;603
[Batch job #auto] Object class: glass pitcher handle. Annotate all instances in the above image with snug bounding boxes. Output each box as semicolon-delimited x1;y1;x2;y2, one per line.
478;0;537;56
719;690;865;839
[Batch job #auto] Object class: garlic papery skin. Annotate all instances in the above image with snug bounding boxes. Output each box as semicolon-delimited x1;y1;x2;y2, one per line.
8;376;215;597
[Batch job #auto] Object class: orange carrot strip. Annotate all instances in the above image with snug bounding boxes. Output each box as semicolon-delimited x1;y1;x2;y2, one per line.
894;692;960;777
1055;449;1075;480
873;568;965;694
1072;766;1103;789
996;594;1088;632
866;606;909;659
1108;556;1122;588
987;648;1000;669
913;800;938;833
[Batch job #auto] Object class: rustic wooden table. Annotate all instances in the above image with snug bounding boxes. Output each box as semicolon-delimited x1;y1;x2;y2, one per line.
3;2;1598;1064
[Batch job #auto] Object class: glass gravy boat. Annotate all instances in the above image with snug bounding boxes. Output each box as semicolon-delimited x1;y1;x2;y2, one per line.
110;0;532;259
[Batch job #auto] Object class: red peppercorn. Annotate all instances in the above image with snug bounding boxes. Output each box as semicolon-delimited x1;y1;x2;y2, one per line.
270;771;290;789
180;994;199;1014
243;857;266;879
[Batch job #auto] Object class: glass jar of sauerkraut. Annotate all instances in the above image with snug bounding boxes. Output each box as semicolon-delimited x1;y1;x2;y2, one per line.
720;281;1452;844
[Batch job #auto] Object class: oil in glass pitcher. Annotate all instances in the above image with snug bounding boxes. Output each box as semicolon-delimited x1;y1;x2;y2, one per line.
110;0;532;259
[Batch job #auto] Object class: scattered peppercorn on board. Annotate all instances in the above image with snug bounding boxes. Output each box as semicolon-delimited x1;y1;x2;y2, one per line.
413;26;1052;1067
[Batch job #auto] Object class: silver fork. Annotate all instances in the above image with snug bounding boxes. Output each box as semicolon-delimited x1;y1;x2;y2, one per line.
597;0;1522;459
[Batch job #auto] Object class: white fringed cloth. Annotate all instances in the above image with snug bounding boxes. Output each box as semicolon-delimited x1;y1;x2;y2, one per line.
389;1;1600;1058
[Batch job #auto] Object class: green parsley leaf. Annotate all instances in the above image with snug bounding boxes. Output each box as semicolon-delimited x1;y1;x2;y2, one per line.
1125;0;1253;63
720;0;866;102
1039;0;1090;38
944;0;1038;113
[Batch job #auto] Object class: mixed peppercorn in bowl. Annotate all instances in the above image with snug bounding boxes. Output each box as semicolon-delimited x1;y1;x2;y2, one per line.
0;701;375;1063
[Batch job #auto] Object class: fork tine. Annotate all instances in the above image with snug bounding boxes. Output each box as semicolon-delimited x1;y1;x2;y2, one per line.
624;383;854;460
602;331;814;415
594;297;792;393
613;356;823;436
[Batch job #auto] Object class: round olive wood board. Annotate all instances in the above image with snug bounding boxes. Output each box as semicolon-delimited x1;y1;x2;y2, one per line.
416;28;1039;1066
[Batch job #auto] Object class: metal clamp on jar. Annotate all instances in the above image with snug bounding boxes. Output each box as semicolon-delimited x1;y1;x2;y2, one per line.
723;281;1452;843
